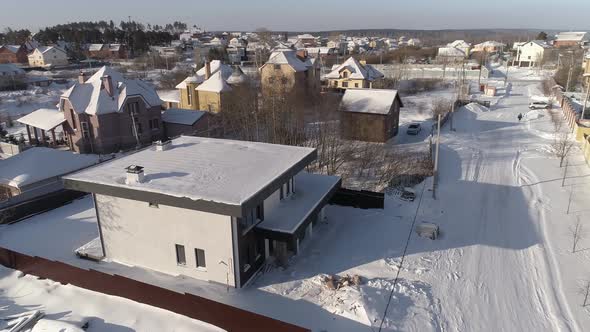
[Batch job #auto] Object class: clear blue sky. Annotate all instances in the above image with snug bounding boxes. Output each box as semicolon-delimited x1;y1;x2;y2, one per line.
2;0;590;32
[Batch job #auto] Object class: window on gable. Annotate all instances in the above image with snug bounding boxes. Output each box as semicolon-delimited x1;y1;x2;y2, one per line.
186;86;192;105
70;109;77;130
128;101;139;115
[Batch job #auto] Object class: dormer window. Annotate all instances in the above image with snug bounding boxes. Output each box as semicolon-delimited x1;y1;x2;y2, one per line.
341;71;348;78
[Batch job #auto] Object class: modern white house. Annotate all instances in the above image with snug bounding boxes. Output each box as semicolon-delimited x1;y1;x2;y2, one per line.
27;46;68;67
513;40;553;67
64;136;341;288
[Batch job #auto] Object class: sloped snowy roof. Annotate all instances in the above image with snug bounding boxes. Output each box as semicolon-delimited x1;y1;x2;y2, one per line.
448;40;471;48
64;136;316;206
0;148;99;189
161;108;206;125
36;46;66;54
264;50;309;72
88;44;105;52
341;89;402;115
226;66;248;85
474;41;506;48
325;57;384;81
438;47;468;57
175;60;233;89
196;71;232;93
17;108;65;131
157;89;180;103
555;32;588;42
62;66;161;115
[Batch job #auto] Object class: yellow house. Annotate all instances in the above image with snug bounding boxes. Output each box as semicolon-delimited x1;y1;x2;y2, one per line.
259;50;320;94
325;57;384;90
175;60;233;110
195;71;232;113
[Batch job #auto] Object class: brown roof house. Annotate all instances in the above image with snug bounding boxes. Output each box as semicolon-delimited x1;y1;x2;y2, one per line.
59;66;164;153
87;44;127;59
0;45;28;64
340;88;403;143
161;108;216;138
259;49;321;95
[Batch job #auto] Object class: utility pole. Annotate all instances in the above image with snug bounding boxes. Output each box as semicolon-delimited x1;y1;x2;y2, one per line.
432;113;441;199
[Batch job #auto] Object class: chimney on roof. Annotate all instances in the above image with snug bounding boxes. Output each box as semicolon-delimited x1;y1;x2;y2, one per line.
102;75;113;97
78;71;87;84
296;49;307;61
125;165;145;184
205;61;211;80
359;59;367;66
155;139;172;152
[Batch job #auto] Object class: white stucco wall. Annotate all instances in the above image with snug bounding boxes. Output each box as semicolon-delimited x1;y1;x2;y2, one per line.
95;194;236;287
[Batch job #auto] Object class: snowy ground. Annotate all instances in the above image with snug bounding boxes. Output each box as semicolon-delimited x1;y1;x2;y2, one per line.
0;266;225;332
1;69;590;331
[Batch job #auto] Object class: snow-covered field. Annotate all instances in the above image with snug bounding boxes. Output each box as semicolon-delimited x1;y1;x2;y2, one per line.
1;68;590;331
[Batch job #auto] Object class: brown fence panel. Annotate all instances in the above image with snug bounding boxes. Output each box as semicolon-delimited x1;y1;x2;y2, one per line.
0;247;309;332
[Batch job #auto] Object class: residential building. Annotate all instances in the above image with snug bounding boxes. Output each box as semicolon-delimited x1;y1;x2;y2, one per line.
437;40;471;63
87;44;127;59
58;66;163;153
0;63;26;90
297;34;317;47
175;60;236;112
407;38;422;47
340;89;403;142
554;32;589;48
513;40;553;67
325;57;384;90
259;50;320;94
473;41;506;53
0;45;28;64
63;136;341;288
27;46;68;67
161;108;214;138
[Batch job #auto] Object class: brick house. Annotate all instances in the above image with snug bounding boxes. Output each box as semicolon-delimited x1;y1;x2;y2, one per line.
87;44;127;59
554;32;589;48
340;89;403;143
259;49;320;95
0;45;28;64
60;66;164;154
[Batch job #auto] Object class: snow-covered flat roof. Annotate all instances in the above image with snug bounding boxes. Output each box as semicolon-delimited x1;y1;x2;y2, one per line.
161;108;206;125
64;136;317;211
256;172;340;234
341;89;402;115
17;108;65;131
0;148;100;189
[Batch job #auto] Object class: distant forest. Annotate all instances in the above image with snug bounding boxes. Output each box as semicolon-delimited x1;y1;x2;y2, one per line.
0;21;187;56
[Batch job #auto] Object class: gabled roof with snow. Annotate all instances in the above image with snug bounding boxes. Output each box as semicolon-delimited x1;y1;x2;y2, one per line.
196;71;232;93
474;41;506;48
35;46;66;54
325;57;384;81
17;108;65;131
1;45;22;53
448;40;471;48
157;89;180;103
175;60;233;89
64;136;317;208
297;34;316;39
555;32;588;42
62;66;161;115
438;47;468;57
341;89;402;115
263;50;309;72
161;108;206;125
0;147;99;189
88;44;105;52
226;66;248;85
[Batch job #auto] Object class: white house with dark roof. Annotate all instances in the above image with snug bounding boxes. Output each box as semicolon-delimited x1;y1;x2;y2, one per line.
27;46;68;67
64;136;341;288
513;40;553;67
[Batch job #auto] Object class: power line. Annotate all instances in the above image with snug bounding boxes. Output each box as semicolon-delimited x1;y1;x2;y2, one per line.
377;179;429;332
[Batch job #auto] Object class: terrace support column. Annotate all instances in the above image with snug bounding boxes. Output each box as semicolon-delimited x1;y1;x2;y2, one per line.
33;127;39;145
25;125;32;145
51;129;57;145
41;129;46;145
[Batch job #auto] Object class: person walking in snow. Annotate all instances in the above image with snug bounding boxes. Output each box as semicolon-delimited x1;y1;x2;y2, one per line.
517;113;523;122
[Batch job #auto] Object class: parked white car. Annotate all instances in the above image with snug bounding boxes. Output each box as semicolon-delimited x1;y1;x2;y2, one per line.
529;101;549;109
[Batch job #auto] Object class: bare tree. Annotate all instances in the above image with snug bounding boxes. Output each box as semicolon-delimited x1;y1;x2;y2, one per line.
570;217;586;253
578;279;590;307
550;131;575;167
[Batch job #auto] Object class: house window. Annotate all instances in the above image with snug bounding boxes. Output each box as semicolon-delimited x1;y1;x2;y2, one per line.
149;119;160;130
70;109;77;130
149;202;159;208
355;83;359;88
175;244;186;265
342;82;349;88
280;186;284;200
274;64;281;70
195;248;206;268
80;121;90;138
128;102;139;114
186;86;192;105
342;71;348;78
256;203;264;221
